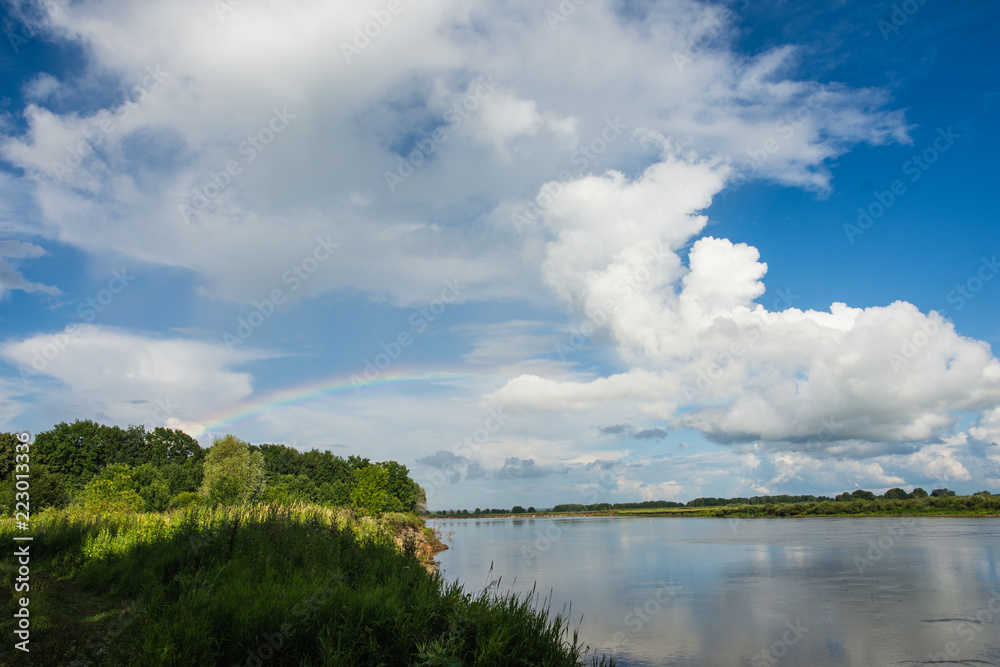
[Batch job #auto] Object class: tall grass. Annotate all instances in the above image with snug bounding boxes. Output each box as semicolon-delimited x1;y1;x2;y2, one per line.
0;504;614;666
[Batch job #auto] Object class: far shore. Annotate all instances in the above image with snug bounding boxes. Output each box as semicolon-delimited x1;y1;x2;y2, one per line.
424;502;1000;521
428;511;1000;519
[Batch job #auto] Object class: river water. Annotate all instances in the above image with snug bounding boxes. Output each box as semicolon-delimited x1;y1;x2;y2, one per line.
430;516;1000;666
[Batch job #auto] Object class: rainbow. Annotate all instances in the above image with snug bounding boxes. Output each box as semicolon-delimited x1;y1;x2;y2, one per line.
195;368;493;436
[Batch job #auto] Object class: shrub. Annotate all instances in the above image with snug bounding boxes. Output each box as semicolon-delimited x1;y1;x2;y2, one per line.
74;464;146;514
169;491;204;510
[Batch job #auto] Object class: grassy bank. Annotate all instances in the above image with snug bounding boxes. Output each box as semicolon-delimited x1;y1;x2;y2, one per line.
1;504;614;666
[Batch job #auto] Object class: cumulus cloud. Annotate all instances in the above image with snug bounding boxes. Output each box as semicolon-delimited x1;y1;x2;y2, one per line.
0;325;267;433
0;0;910;308
490;157;1000;453
2;0;994;498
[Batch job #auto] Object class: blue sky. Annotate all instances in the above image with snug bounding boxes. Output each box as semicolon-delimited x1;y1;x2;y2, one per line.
1;0;997;509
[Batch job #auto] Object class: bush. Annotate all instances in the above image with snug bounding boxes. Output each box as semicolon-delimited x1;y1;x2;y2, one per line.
131;463;171;512
74;464;146;514
169;491;204;510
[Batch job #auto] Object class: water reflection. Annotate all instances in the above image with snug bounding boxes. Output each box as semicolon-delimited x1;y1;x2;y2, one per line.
431;517;1000;666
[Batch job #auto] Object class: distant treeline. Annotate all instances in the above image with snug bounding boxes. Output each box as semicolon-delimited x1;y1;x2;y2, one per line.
430;488;988;516
551;500;684;512
1;419;425;515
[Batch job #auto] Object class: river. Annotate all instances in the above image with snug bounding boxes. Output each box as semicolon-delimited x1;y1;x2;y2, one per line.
430;516;1000;666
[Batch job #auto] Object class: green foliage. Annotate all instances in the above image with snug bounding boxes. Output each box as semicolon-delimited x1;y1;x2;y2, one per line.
31;421;200;492
320;479;353;506
264;473;321;505
131;463;172;512
168;491;204;510
33;419;106;488
13;419;426;519
883;487;910;500
0;504;613;666
0;462;68;514
75;464;146;514
511;505;526;513
910;487;929;498
145;426;203;465
0;432;20;479
199;435;267;505
552;503;587;512
931;488;956;497
351;465;390;515
159;459;204;495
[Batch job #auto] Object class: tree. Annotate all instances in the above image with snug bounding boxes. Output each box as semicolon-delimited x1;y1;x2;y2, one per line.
379;460;419;512
75;464;146;514
0;432;20;480
883;488;909;500
347;455;371;471
851;490;877;501
0;463;67;514
910;487;929;498
511;505;526;513
930;488;956;497
415;484;427;514
319;480;352;506
351;465;390;515
264;474;320;505
973;490;992;497
33;420;105;489
527;507;536;512
160;459;204;495
474;508;482;515
145;427;203;465
199;434;266;505
131;463;171;512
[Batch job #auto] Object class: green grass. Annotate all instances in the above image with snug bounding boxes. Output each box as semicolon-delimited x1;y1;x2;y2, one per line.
1;504;614;666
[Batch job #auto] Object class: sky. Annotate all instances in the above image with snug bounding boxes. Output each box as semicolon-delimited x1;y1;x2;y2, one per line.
0;0;997;510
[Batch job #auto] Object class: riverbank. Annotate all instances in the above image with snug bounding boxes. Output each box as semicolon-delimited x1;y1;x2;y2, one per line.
0;503;612;666
426;494;1000;520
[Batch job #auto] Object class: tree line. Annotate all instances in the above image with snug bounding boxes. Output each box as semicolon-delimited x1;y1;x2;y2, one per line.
0;420;425;515
430;489;985;516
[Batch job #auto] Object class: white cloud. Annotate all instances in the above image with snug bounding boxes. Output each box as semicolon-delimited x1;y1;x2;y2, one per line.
0;241;60;297
970;406;1000;446
0;325;267;433
1;0;994;499
0;0;910;309
491;156;1000;450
